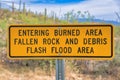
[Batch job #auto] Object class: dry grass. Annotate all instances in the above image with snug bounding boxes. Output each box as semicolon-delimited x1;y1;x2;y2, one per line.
0;64;55;80
0;63;117;80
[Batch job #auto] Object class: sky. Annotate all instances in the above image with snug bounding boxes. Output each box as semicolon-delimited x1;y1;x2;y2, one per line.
2;0;120;21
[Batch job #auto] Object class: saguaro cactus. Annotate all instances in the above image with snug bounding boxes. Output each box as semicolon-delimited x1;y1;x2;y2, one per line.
12;2;14;13
23;2;26;13
44;8;47;23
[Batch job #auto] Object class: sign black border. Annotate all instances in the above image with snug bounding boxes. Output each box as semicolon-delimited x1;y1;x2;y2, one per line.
8;24;113;58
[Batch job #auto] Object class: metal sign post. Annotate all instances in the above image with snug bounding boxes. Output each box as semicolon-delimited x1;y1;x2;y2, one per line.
56;59;65;80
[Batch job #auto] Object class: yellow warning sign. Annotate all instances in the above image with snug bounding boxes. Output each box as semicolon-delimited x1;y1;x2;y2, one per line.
8;25;113;59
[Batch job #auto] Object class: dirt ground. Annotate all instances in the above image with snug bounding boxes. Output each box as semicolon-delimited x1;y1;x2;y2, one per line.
0;64;117;80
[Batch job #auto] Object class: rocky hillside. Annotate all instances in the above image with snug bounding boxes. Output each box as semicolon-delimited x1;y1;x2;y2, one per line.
0;9;120;80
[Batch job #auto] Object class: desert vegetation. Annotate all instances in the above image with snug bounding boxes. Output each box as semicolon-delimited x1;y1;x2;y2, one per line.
0;1;120;80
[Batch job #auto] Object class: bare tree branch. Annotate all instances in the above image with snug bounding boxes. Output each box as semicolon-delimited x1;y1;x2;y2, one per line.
115;12;120;22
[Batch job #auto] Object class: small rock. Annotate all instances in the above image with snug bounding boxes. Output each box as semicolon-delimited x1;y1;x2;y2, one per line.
9;17;13;21
2;36;6;40
78;78;83;80
0;28;2;33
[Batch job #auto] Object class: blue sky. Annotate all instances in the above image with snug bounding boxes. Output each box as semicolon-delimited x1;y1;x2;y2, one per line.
29;0;86;4
2;0;120;22
3;0;87;4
